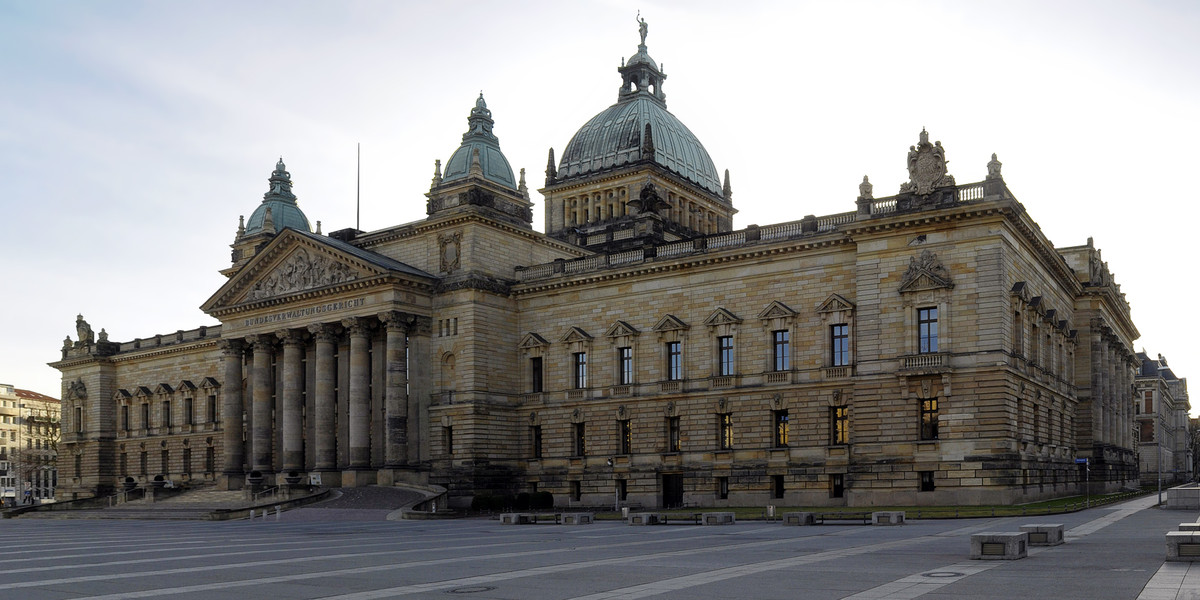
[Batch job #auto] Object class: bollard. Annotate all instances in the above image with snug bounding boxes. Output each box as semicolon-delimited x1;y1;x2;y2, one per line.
248;509;255;521
275;506;282;521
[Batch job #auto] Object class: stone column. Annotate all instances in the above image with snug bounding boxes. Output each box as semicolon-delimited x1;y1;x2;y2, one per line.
380;312;410;467
277;329;306;473
249;335;275;475
407;317;433;463
343;318;372;469
308;323;338;472
218;339;245;480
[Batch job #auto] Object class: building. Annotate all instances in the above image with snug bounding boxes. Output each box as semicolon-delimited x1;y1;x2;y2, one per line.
0;384;60;505
53;24;1146;507
1135;352;1192;486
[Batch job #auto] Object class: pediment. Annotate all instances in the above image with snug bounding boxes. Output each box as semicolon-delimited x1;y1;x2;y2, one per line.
559;327;593;344
652;314;689;332
702;307;742;327
758;300;797;320
200;377;221;390
134;386;153;398
175;380;197;394
203;229;428;314
817;294;855;314
113;389;132;402
154;383;174;395
898;250;954;293
519;332;550;349
605;320;640;338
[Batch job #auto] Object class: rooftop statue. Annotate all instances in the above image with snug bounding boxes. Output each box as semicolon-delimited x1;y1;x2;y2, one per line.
638;13;648;46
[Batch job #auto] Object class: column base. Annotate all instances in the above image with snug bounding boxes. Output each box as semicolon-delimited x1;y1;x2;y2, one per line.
342;469;377;488
219;473;245;491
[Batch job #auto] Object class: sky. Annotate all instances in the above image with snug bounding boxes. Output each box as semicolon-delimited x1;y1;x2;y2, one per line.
1;0;1198;413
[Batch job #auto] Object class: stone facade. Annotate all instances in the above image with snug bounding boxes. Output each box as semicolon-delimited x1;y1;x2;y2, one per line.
52;26;1153;507
0;383;60;505
1135;352;1193;486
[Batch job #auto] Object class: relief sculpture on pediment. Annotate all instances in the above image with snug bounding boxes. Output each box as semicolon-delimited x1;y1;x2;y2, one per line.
246;248;359;301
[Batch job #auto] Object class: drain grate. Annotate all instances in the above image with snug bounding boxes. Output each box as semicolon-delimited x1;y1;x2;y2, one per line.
447;586;496;594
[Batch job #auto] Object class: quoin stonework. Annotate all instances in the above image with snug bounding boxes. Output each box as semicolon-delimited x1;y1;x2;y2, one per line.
51;22;1190;508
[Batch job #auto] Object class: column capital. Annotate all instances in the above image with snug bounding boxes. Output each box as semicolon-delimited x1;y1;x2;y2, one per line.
408;315;433;337
377;311;411;331
341;317;373;337
308;322;340;343
246;334;274;352
276;329;308;346
217;338;244;356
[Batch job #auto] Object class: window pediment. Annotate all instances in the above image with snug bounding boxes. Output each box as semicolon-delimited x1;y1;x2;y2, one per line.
703;307;742;327
757;301;797;320
653;314;689;332
175;380;197;394
605;320;640;338
559;327;593;344
519;332;550;349
817;294;856;314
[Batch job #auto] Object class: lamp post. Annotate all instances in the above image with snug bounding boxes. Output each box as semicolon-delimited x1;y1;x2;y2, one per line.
606;457;617;512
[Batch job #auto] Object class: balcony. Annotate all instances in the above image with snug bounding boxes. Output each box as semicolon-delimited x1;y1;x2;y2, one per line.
901;353;950;373
822;366;854;379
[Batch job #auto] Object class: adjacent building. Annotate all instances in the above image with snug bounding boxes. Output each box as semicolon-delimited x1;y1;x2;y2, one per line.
1135;352;1192;486
0;384;60;505
53;25;1153;507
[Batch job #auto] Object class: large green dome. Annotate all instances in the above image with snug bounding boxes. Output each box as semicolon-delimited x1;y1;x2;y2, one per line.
555;35;721;196
245;159;311;235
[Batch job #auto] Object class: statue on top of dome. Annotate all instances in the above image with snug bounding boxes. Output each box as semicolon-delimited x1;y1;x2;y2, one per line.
637;12;648;46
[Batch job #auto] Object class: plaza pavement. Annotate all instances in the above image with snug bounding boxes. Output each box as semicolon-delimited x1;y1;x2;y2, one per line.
0;494;1197;599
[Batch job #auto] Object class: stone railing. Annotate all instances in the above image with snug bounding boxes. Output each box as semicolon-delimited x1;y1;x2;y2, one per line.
516;180;1001;283
822;366;853;379
901;353;949;371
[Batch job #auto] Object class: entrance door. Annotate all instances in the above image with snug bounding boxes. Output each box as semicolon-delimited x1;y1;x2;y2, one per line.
662;473;683;508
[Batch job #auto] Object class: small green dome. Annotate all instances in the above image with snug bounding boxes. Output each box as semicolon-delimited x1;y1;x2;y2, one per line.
441;94;517;189
245;159;311;235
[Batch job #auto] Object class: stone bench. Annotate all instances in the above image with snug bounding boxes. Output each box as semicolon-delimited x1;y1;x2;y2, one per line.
782;512;816;526
1178;523;1200;532
1020;524;1065;546
1166;531;1200;561
872;511;905;526
627;512;668;525
700;512;736;525
970;532;1028;560
560;512;593;525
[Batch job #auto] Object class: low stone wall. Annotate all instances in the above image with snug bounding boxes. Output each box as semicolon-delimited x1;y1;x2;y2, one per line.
970;532;1028;560
1020;524;1064;546
1165;485;1200;510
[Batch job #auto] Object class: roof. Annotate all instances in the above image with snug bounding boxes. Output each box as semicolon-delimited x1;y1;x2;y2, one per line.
16;389;58;403
245;159;311;235
292;228;433;279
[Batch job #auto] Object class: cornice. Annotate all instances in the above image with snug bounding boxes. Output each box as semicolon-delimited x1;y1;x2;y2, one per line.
207;274;433;319
357;211;585;256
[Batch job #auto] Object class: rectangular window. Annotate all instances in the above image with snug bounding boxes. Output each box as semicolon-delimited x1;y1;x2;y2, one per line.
1143;391;1153;414
718;413;733;450
573;352;588;389
161;449;169;474
772;330;790;371
618;419;632;455
141;404;149;429
718;476;729;500
75;406;83;433
772;474;785;499
75;454;82;478
530;357;544;393
830;474;844;498
162;401;171;429
666;341;682;381
530;425;543;459
205;446;215;472
831;323;849;366
773;410;789;448
140;451;148;475
574;422;586;456
182;448;192;474
443;426;453;455
119;453;128;477
666;416;681;452
918;307;939;353
571;480;582;502
184;398;193;425
617;479;627;501
919;470;936;492
718;336;735;376
920;398;939;440
831;406;848;445
207;395;217;423
618;347;633;385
